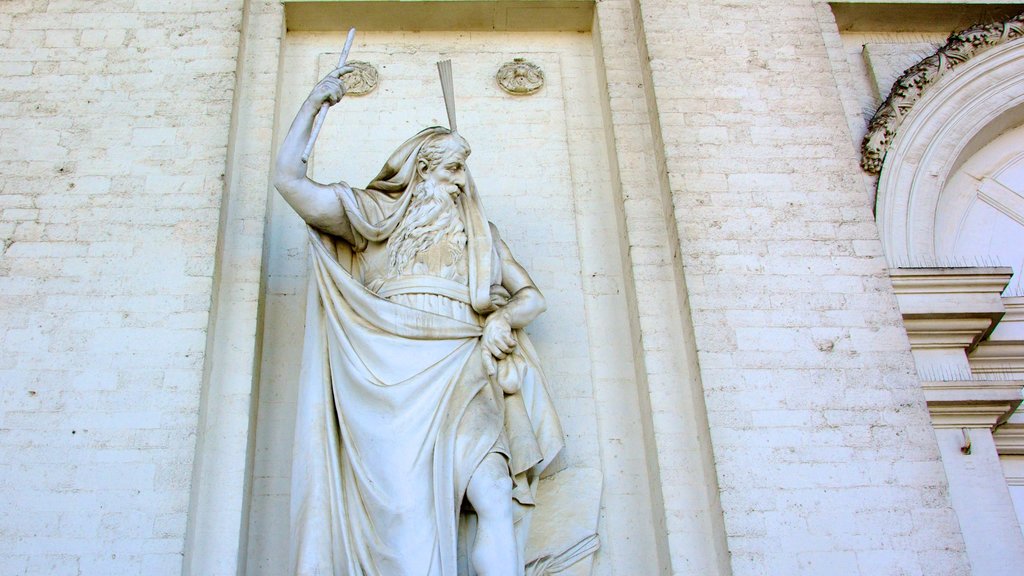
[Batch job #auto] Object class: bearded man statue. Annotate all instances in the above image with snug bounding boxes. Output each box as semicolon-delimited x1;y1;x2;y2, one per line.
273;65;566;576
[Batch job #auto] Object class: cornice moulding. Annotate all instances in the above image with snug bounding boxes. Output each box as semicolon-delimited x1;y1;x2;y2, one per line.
970;341;1024;376
282;0;596;32
992;297;1024;340
994;423;1024;454
923;379;1024;428
905;317;999;349
890;269;1011;342
1002;297;1024;320
1005;296;1024;308
889;267;1014;294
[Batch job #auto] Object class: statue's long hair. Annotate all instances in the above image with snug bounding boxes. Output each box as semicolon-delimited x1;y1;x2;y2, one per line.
385;180;462;277
384;133;471;276
355;127;496;313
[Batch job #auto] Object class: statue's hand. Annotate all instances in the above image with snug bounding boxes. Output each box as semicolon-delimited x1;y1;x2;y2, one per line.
307;66;355;107
482;312;517;364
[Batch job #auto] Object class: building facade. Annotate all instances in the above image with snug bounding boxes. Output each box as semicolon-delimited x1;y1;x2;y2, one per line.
2;0;1024;574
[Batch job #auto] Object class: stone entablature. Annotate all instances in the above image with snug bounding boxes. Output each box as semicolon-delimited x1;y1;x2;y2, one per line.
891;265;1024;569
924;379;1023;428
890;268;1012;346
996;425;1024;454
891;267;1024;428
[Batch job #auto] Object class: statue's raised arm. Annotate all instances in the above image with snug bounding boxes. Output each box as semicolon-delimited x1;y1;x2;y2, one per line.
273;66;357;243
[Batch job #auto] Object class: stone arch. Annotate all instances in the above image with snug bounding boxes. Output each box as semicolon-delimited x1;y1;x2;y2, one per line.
934;123;1024;294
872;23;1024;276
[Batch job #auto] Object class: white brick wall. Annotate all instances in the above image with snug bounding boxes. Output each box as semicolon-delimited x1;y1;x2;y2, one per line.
592;0;733;572
0;1;981;574
631;1;970;573
0;1;242;573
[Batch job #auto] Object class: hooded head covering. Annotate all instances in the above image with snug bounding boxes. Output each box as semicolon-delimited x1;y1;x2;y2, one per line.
334;127;497;315
366;126;452;194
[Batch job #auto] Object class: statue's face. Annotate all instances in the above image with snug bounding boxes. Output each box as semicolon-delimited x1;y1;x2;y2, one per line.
418;139;469;196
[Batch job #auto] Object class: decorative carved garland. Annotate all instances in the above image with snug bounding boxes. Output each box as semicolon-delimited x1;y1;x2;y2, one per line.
861;12;1024;174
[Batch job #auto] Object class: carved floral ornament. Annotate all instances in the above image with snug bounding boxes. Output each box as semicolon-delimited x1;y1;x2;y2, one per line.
861;12;1024;174
340;61;379;96
496;58;544;95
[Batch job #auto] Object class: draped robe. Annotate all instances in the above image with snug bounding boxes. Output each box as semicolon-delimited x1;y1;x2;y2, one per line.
290;128;564;576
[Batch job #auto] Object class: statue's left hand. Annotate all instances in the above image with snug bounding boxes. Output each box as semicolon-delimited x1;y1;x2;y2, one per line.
482;312;517;370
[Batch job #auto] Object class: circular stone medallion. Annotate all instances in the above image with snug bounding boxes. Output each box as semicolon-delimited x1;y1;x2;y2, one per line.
496;58;544;95
341;61;379;96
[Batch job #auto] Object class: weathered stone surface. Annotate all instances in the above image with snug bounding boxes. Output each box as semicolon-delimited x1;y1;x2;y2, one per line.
3;2;1019;575
0;1;245;574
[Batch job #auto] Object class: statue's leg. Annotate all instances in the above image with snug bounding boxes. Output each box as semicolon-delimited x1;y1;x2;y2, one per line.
465;452;518;576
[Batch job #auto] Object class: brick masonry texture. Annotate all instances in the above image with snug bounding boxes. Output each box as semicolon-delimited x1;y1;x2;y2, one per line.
632;1;970;574
0;1;243;573
0;0;981;574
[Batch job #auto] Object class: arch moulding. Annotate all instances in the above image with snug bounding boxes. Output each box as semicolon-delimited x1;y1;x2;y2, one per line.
873;33;1024;266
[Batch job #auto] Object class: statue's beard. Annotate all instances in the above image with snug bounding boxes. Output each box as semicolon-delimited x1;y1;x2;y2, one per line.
386;179;463;277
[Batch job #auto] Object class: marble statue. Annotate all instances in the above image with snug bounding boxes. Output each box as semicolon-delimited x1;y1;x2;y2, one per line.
274;61;573;576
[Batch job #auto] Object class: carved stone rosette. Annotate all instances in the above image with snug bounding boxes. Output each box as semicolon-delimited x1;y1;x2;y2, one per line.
341;61;379;96
861;12;1024;174
496;58;544;95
